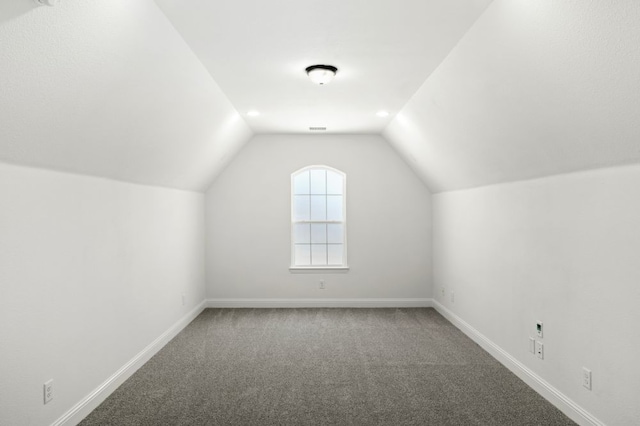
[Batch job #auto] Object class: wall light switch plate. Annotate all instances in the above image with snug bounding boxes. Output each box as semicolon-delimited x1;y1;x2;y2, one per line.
529;337;535;354
536;321;543;338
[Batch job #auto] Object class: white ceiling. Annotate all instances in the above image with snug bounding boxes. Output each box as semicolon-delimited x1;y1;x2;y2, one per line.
0;0;252;191
1;0;639;193
154;0;492;134
384;0;640;192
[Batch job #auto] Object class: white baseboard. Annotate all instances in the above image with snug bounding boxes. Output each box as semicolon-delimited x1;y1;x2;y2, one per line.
206;298;433;308
52;299;598;425
52;301;207;426
431;300;604;426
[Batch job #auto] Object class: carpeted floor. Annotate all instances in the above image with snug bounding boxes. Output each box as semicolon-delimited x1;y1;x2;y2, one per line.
80;308;576;425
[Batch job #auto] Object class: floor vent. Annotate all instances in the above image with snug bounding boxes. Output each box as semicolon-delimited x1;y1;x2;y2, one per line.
309;127;327;131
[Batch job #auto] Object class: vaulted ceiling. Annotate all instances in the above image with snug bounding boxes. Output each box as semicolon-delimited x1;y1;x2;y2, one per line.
0;0;252;191
154;0;491;134
384;0;640;192
1;0;638;193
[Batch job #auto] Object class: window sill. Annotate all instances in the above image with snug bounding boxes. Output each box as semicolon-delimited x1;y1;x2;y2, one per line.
289;266;350;273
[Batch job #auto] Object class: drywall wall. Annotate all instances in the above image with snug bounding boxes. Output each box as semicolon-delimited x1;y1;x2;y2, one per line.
432;164;640;425
0;0;253;191
0;163;205;426
383;0;640;192
205;134;431;301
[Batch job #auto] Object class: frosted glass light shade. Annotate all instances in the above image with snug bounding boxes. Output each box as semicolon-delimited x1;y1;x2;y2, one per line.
306;65;338;85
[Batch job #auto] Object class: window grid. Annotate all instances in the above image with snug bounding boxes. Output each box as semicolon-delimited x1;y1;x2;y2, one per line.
291;166;346;268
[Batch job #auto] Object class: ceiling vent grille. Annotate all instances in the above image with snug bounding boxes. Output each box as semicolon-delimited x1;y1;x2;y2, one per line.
309;127;327;131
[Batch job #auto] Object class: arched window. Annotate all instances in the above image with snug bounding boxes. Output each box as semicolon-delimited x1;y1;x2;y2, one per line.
291;166;347;268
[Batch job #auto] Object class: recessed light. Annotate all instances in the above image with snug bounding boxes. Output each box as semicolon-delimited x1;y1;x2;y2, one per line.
305;65;338;85
376;110;389;117
247;110;260;117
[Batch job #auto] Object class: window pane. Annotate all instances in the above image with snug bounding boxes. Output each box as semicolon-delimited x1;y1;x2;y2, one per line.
327;195;343;221
311;244;327;265
326;170;343;195
294;224;311;243
310;169;326;194
293;196;310;221
310;195;327;221
294;244;311;266
294;171;310;194
328;244;343;265
291;167;347;269
327;224;343;244
311;224;327;243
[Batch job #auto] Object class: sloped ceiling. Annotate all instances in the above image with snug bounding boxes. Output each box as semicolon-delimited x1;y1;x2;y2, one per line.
154;0;492;134
383;0;640;192
1;0;639;193
0;0;252;192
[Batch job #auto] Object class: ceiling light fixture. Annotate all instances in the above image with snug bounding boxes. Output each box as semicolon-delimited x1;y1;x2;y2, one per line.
247;110;260;117
305;65;338;85
376;110;390;117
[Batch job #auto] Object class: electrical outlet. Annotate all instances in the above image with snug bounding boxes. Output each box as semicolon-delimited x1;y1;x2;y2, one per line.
44;380;53;404
181;294;185;306
319;280;325;289
450;291;455;303
529;337;535;354
583;368;592;390
536;321;543;338
535;341;544;359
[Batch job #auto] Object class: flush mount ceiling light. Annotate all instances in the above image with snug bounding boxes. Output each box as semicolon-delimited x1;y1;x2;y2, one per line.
305;65;338;85
247;110;260;117
376;110;390;117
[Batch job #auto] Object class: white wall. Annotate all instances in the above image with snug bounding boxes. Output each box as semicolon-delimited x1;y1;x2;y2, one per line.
0;0;254;192
383;0;640;193
0;163;206;426
205;134;432;301
432;164;640;426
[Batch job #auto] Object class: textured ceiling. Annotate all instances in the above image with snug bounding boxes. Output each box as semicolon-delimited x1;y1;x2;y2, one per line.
0;0;252;191
383;0;640;192
154;0;492;134
1;0;639;193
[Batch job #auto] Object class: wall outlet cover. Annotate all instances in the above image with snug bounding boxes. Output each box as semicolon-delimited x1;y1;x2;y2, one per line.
583;367;592;390
535;341;544;359
44;380;53;404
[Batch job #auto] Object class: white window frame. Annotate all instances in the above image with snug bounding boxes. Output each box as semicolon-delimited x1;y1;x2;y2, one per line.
289;165;349;271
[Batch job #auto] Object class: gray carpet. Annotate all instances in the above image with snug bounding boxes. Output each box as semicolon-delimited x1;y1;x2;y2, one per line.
80;308;575;425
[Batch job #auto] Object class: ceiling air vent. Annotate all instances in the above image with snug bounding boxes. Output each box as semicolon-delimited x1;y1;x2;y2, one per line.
309;127;327;131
